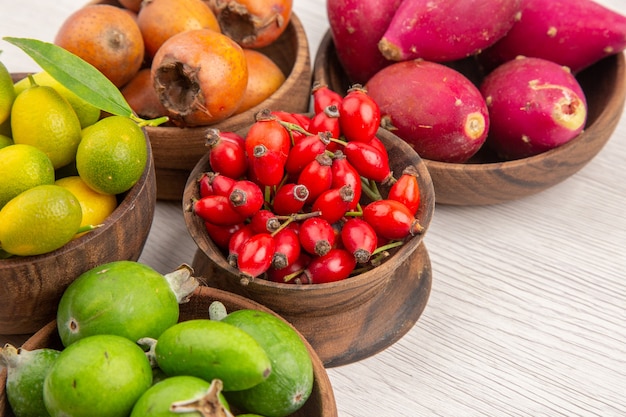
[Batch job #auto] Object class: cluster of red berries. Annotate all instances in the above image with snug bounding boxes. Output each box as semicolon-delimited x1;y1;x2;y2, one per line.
190;84;424;285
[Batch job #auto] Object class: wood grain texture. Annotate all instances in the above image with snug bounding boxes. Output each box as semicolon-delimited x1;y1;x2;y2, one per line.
182;126;435;366
0;131;157;335
313;31;626;206
2;1;626;416
0;286;337;417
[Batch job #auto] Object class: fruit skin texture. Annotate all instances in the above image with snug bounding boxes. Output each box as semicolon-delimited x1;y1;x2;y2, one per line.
152;29;248;127
121;68;169;120
56;260;189;347
54;4;145;87
137;0;221;58
43;334;153;417
480;56;587;160
76;115;148;195
480;0;626;74
327;0;402;84
235;49;286;114
0;60;16;125
221;309;314;417
1;345;61;417
366;60;489;163
378;0;523;62
0;184;82;256
154;319;272;391
0;144;55;209
11;83;82;170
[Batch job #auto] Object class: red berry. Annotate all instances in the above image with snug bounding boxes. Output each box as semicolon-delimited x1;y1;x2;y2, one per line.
299;217;336;257
304;248;356;284
341;218;378;263
198;172;236;198
308;105;341;139
272;183;309;215
312;83;343;115
285;132;330;176
248;144;287;187
250;209;280;234
204;221;244;250
228;179;264;218
266;252;311;284
237;233;276;281
388;169;421;216
227;223;256;267
297;153;333;203
192;195;246;226
343;141;392;183
339;85;381;142
271;227;301;270
363;199;423;240
206;128;247;179
311;185;354;224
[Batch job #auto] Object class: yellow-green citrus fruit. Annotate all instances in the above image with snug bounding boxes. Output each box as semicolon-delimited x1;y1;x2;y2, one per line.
43;334;153;417
0;60;16;125
0;133;13;149
0;184;82;256
0;143;55;209
14;71;101;128
55;176;117;235
76;116;148;195
11;82;82;169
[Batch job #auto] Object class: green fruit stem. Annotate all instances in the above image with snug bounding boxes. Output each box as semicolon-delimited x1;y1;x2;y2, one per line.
165;264;200;303
208;301;228;321
0;344;21;369
170;379;235;417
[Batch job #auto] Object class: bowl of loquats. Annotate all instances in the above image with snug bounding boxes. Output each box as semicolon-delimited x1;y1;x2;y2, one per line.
314;0;626;206
182;112;436;367
72;0;312;200
0;285;338;417
0;75;156;336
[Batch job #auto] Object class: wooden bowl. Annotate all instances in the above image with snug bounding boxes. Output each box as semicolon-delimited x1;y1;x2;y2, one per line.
313;30;626;205
183;125;435;367
0;125;157;336
0;286;338;417
92;0;312;201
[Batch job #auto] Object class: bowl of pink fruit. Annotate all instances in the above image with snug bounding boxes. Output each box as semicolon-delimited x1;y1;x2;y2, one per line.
314;0;626;205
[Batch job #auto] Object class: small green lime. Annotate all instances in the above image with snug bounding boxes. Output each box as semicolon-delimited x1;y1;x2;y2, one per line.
0;184;82;256
0;133;13;149
11;81;82;169
76;116;148;195
0;143;54;208
14;71;101;128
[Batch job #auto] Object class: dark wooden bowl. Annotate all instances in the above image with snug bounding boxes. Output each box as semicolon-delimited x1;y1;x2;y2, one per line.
92;0;312;200
183;125;435;367
313;30;626;205
0;286;338;417
0;127;157;336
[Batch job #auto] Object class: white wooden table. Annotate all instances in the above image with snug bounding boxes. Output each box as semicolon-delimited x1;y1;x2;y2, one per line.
2;1;625;415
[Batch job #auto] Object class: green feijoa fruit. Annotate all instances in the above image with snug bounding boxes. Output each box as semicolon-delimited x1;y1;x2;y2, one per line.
43;334;152;417
221;309;314;417
56;261;199;347
130;376;231;417
153;319;272;392
1;344;60;417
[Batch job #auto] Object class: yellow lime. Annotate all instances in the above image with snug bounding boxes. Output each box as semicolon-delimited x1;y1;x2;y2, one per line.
14;71;101;129
11;80;82;169
76;116;148;195
0;184;82;256
0;134;13;149
0;61;16;125
0;143;55;209
56;176;117;236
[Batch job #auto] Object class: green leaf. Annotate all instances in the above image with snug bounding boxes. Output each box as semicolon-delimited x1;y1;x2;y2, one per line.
3;36;134;118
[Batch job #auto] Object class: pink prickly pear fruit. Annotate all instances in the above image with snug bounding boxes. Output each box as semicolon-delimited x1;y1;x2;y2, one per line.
480;56;588;160
479;0;626;74
378;0;523;62
366;60;489;163
327;0;403;84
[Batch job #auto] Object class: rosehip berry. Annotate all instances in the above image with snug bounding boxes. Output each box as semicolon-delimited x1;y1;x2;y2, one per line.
312;82;343;115
331;151;362;210
304;248;357;284
388;168;421;216
198;172;236;198
299;217;336;257
271;110;309;144
363;199;423;240
311;185;355;224
341;218;378;264
192;195;246;226
245;112;291;158
343;141;393;183
228;179;264;218
271;227;301;270
206;128;247;179
297;153;333;203
204;221;244;250
339;85;381;142
237;233;276;282
250;209;280;234
227;223;256;267
248;144;287;187
272;183;309;215
266;252;311;284
308;105;341;139
285;132;330;175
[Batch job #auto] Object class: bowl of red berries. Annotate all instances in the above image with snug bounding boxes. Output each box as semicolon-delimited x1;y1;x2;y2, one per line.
182;86;435;367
